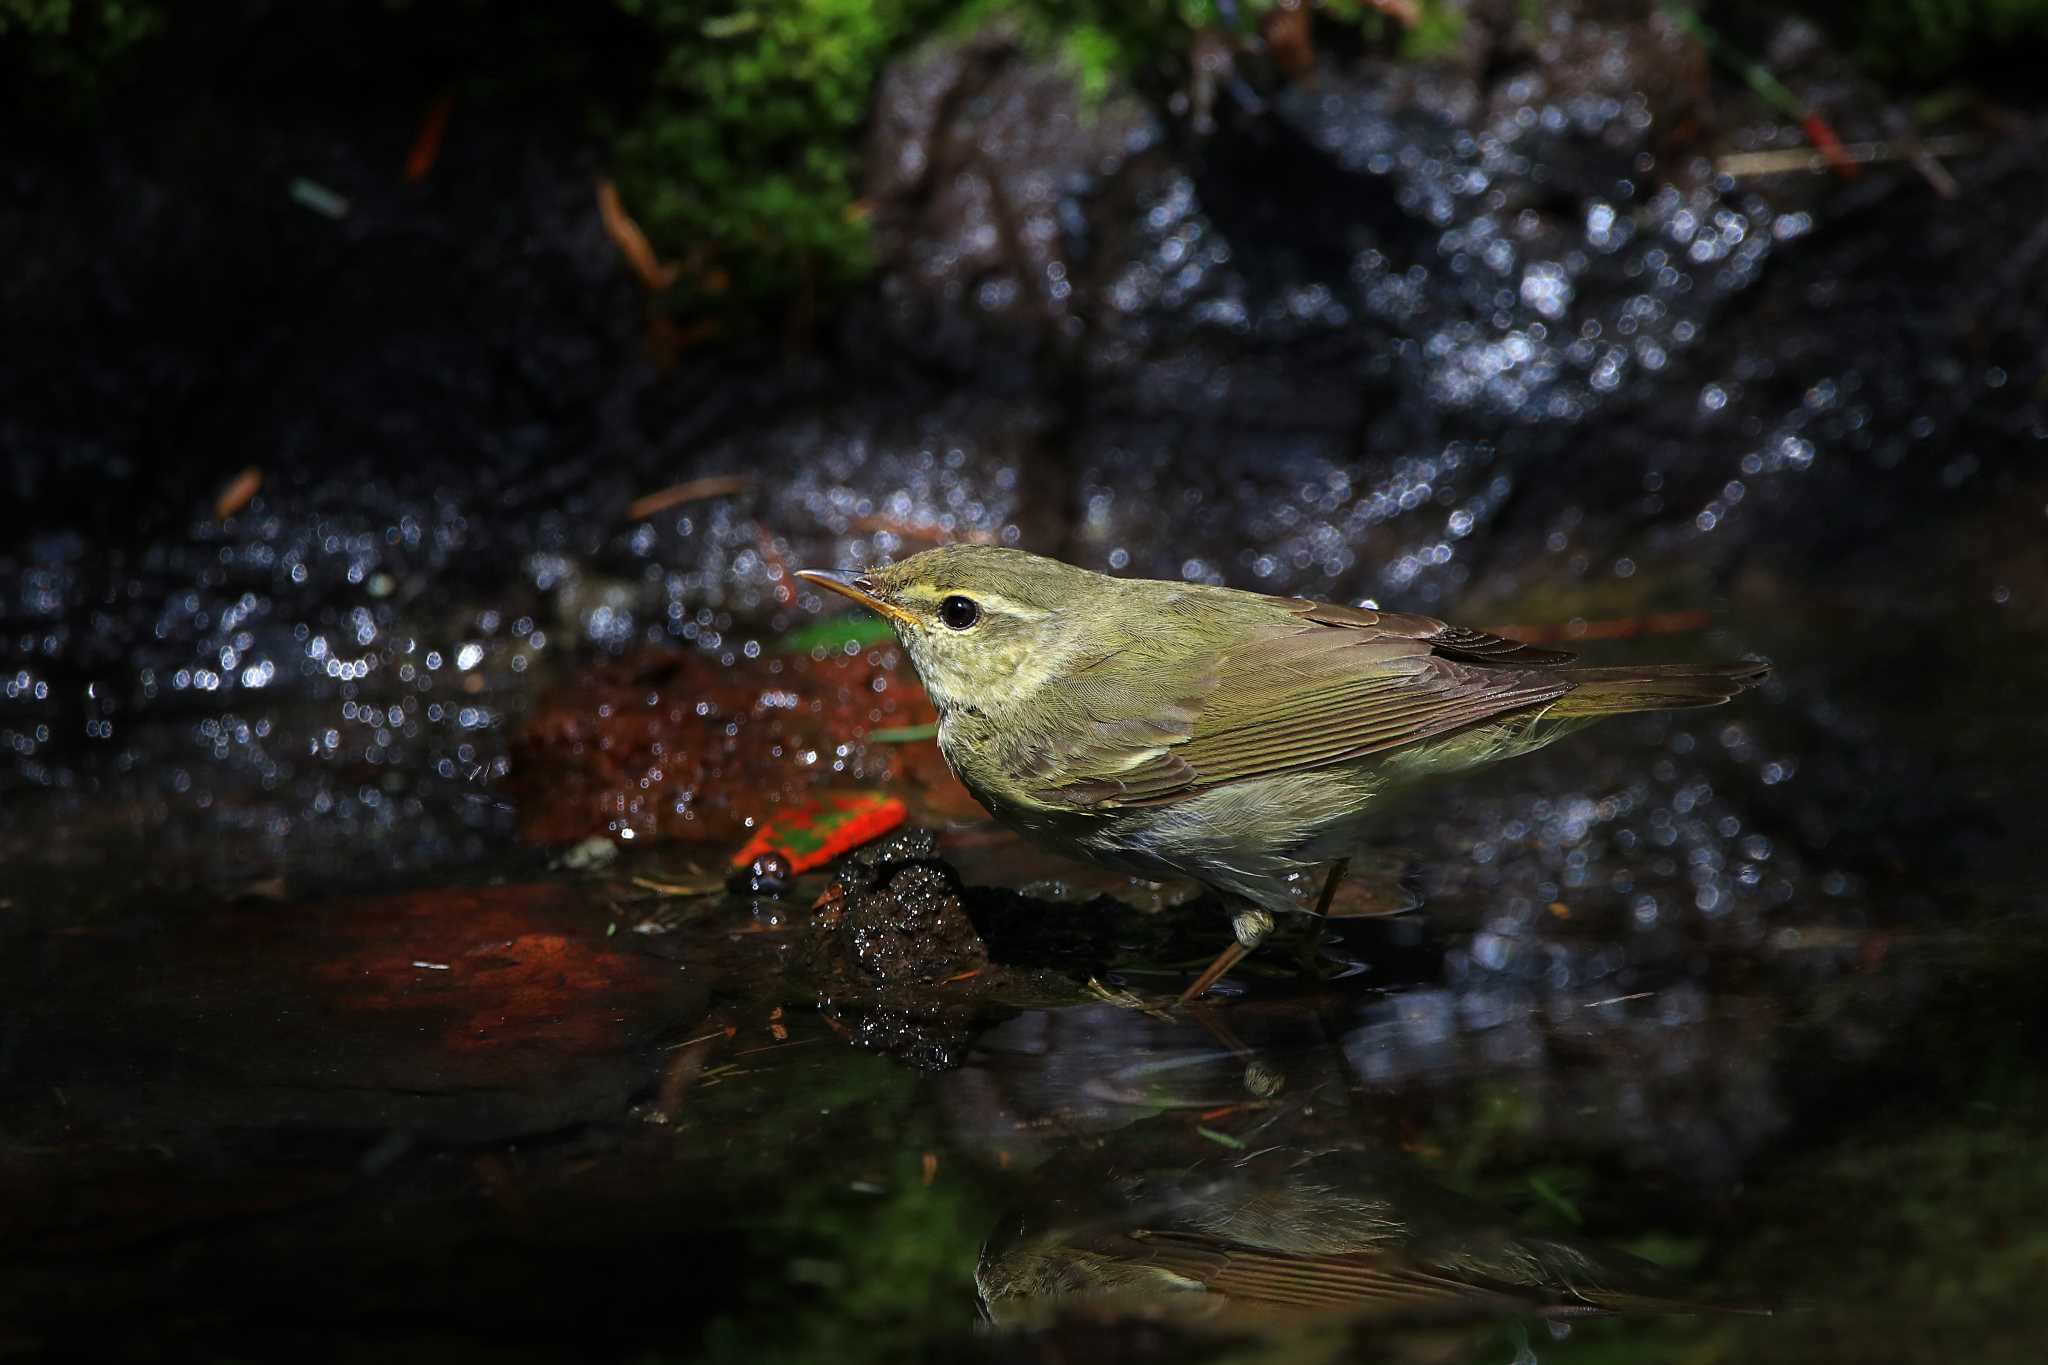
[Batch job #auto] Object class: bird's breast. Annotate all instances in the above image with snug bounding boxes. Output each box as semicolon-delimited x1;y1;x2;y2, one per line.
936;706;1098;830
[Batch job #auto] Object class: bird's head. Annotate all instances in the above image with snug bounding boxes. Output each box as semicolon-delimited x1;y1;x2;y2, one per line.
797;546;1103;714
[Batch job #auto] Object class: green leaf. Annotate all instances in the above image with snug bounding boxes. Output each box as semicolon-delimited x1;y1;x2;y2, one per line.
864;722;938;743
1526;1172;1584;1226
773;614;899;654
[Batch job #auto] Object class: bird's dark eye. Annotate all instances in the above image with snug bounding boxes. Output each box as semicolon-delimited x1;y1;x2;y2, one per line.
939;595;980;630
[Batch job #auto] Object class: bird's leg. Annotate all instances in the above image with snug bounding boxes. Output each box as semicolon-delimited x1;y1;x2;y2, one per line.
1295;857;1351;977
1178;906;1275;1005
1311;857;1350;918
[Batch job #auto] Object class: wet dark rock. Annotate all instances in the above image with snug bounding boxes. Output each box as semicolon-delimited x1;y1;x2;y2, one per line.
811;828;990;986
864;30;1162;382
841;824;944;872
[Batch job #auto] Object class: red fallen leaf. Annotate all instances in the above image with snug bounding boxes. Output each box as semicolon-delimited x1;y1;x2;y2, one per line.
729;790;905;875
1800;112;1860;179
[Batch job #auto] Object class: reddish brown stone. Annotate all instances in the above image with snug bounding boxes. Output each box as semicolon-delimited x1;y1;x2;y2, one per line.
2;884;714;1158
510;645;969;846
306;884;677;1062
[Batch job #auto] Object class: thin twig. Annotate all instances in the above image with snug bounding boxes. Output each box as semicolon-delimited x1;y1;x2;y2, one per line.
1715;133;1977;180
733;1036;825;1057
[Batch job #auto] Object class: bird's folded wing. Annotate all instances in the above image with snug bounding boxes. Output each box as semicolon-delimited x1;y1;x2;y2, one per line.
1029;599;1575;809
1128;1230;1525;1317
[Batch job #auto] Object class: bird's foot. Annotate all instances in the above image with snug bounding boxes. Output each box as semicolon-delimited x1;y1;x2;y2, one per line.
1176;908;1275;1005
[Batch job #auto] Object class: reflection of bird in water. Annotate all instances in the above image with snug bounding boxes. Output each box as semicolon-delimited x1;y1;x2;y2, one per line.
976;1116;1767;1334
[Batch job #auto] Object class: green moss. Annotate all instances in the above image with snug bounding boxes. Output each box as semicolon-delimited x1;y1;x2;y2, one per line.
1398;0;1465;59
943;0;1187;104
692;1151;989;1365
0;0;164;92
1315;0;1464;60
603;0;1481;315
608;0;946;310
1056;19;1122;102
667;1049;998;1365
0;0;156;40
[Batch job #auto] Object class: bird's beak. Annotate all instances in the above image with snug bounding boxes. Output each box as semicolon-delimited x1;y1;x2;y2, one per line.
795;569;917;628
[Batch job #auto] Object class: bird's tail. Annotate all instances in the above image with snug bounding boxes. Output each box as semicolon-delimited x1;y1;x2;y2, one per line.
1547;660;1771;718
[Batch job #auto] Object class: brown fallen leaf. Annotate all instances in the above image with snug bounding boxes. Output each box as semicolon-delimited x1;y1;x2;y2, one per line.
597;179;680;291
214;467;263;521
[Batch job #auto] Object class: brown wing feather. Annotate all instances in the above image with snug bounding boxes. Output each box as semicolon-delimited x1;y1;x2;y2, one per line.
1032;598;1575;809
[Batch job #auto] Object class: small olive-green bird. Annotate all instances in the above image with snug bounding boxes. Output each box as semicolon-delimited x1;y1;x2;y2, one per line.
798;547;1766;999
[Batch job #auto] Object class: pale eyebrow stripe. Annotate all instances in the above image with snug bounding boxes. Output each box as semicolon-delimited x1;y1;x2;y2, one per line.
897;585;1050;622
965;592;1049;621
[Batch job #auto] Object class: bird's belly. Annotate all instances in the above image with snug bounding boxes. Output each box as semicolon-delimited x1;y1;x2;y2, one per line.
940;715;1377;913
1081;769;1379;914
